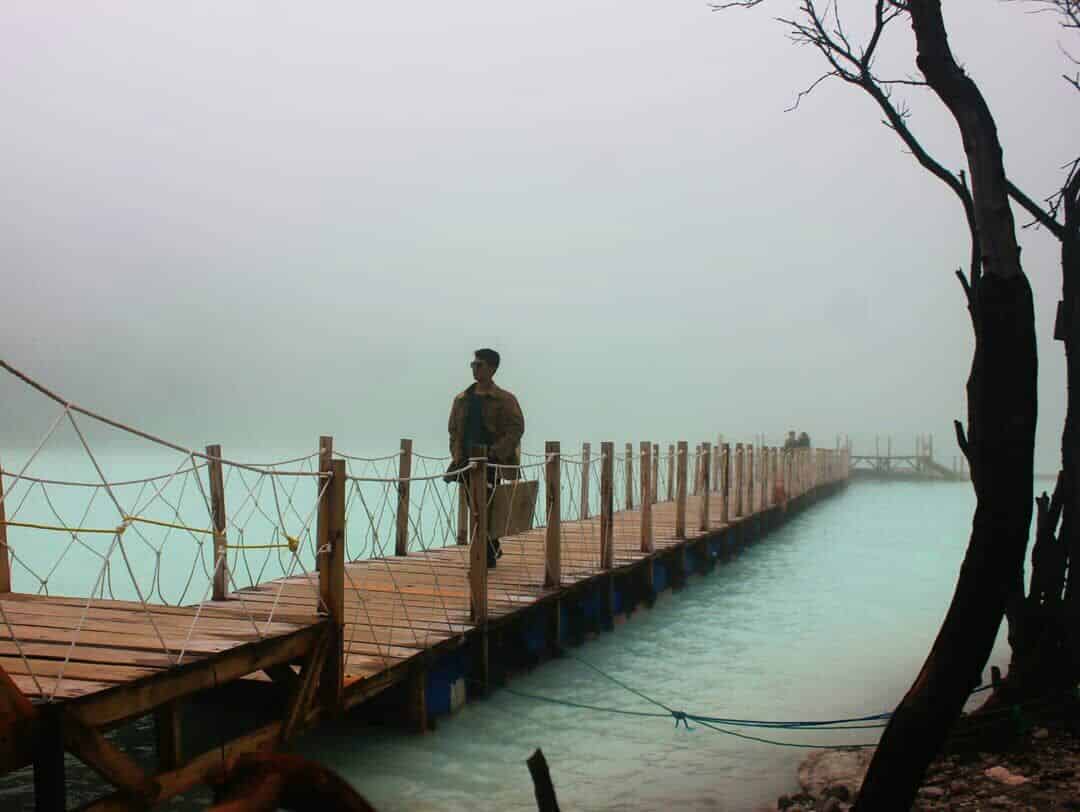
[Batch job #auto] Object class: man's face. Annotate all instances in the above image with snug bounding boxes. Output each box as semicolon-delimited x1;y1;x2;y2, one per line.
470;357;494;384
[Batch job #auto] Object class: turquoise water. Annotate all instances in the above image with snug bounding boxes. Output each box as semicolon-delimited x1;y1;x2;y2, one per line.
0;470;1013;810
291;479;1006;811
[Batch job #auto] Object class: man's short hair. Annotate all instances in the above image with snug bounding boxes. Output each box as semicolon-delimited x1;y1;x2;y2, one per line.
474;348;500;370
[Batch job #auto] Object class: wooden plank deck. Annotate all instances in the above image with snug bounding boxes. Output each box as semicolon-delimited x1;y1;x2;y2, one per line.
0;592;321;703
0;493;751;707
223;492;752;702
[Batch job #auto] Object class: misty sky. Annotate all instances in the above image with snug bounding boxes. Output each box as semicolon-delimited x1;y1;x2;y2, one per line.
2;1;1077;469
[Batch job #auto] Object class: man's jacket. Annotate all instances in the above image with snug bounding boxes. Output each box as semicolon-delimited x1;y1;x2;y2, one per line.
448;383;525;480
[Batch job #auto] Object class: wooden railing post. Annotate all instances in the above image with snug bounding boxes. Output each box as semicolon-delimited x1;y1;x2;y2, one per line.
699;442;711;531
692;445;701;496
675;441;688;539
747;445;755;515
395;439;412;557
721;443;731;524
469;446;489;622
640;442;653;553
206;444;228;601
666;444;675;502
580;442;591;521
0;459;10;593
457;487;468;545
624;442;634;510
545;441;561;588
734;443;744;518
600;442;614;569
652;443;659;505
319;457;347;711
316;437;333;609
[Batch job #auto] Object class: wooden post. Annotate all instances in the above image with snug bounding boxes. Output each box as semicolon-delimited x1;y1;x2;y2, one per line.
734;443;743;518
721;443;731;524
640;442;653;553
580;442;591;521
33;707;65;812
693;445;701;496
666;444;675;502
545;442;561;588
154;701;183;771
457;487;468;545
206;444;228;601
624;442;634;510
747;445;755;515
699;442;711;531
468;446;489;622
600;442;614;569
675;441;688;539
0;459;11;593
395;439;412;557
315;435;333;613
652;443;659;504
319;457;346;712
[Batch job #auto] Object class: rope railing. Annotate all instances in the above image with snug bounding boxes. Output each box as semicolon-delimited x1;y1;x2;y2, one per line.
0;359;851;702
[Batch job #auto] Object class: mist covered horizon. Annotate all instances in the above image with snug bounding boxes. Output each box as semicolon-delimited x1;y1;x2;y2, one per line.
2;1;1075;473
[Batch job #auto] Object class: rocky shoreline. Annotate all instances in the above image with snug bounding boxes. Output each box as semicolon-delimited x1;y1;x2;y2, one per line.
766;721;1080;811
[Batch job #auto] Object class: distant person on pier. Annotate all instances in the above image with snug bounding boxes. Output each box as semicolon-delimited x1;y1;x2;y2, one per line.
784;431;798;450
444;348;525;568
797;432;811;448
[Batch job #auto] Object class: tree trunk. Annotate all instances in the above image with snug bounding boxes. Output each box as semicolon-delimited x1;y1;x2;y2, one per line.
853;2;1038;808
1061;173;1080;675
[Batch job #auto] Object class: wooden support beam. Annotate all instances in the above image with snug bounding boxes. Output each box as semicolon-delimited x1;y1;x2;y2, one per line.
281;626;331;745
0;459;11;593
206;444;228;601
69;624;325;730
580;443;591;521
318;458;346;714
639;442;653;553
34;707;65;812
0;664;35;779
468;446;488;623
154;700;183;772
675;441;688;539
407;665;428;733
600;442;614;570
395;439;412;556
544;441;561;588
83;719;288;812
624;443;634;510
699;442;711;531
63;707;160;802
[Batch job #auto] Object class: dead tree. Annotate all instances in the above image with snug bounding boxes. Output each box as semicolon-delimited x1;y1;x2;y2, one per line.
854;5;1038;806
717;1;1039;807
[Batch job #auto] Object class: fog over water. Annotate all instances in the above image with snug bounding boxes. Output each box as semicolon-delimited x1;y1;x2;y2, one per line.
1;2;1076;463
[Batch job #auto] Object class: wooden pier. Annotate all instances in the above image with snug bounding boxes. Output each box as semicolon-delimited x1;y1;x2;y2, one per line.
848;434;966;481
0;383;850;811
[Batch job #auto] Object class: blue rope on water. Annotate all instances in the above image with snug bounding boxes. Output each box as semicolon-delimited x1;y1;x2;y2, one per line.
488;649;998;750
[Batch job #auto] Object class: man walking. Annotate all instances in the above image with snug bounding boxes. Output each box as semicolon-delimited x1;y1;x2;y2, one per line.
446;348;525;567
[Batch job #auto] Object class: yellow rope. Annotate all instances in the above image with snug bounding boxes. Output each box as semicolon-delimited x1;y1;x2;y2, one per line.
121;515;214;536
0;519;120;535
1;518;298;551
225;535;300;552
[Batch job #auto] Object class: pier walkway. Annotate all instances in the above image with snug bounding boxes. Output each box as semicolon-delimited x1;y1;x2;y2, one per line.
0;362;849;810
